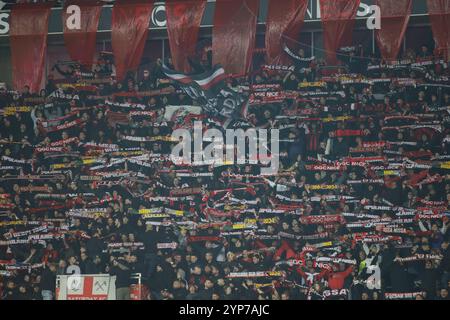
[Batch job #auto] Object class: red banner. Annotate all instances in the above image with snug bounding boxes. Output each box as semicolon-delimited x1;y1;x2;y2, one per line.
320;0;361;65
111;0;154;80
62;0;102;67
9;3;52;93
212;0;259;75
265;0;308;64
166;0;206;73
376;0;412;61
427;0;450;60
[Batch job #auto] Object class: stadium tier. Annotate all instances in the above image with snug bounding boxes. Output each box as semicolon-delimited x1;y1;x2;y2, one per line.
0;0;449;303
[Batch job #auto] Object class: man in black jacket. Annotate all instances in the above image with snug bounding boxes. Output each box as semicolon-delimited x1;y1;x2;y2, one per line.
389;260;414;293
439;241;450;287
80;252;99;274
40;263;57;300
419;260;439;299
109;256;132;300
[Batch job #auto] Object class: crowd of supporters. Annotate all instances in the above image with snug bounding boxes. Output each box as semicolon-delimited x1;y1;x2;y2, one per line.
0;42;449;300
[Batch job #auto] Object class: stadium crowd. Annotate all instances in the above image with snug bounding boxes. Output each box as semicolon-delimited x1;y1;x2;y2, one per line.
0;43;449;300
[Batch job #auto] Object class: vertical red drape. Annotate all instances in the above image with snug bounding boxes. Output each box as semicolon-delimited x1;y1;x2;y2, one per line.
166;0;206;73
9;3;52;93
320;0;361;65
427;0;450;60
265;0;308;64
212;0;260;75
375;0;412;62
111;0;154;80
62;0;102;67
